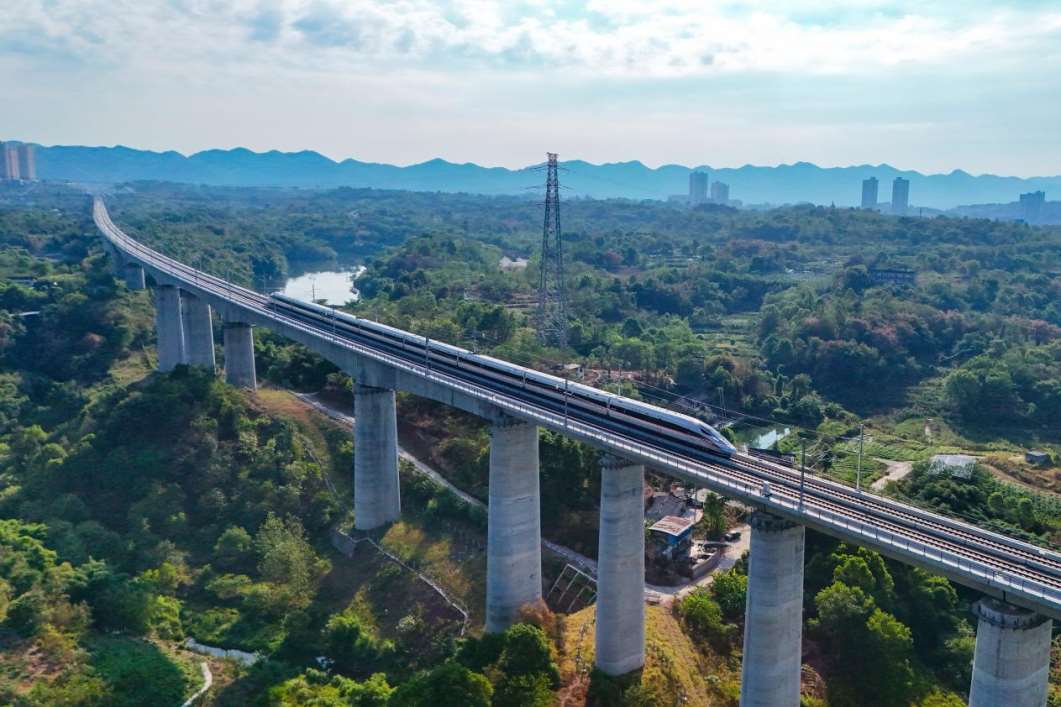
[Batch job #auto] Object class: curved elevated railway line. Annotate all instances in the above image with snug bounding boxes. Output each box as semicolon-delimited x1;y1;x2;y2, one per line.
93;197;1061;618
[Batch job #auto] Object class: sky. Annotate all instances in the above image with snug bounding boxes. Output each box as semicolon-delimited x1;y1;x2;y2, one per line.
2;0;1060;176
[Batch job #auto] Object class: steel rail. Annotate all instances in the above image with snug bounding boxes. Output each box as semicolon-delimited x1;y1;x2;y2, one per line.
92;197;1061;617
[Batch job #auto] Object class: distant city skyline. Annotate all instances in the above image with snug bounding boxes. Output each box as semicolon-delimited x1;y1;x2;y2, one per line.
2;1;1059;176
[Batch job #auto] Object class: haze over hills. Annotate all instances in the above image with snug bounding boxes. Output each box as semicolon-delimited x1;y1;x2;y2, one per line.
27;142;1061;210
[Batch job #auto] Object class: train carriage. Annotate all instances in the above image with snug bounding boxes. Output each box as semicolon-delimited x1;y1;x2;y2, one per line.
268;292;736;458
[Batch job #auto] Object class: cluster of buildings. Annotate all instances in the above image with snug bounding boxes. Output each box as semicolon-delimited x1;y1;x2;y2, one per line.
1;142;36;181
683;170;732;206
861;176;909;215
1019;190;1045;224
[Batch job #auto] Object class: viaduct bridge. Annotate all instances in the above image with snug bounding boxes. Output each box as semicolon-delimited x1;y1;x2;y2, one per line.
94;197;1059;706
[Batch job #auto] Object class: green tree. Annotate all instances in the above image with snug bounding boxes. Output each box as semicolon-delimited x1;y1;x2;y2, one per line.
6;588;46;637
496;623;560;687
863;609;916;705
676;589;735;650
492;673;553;707
710;569;747;622
699;492;727;540
150;595;183;640
323;611;395;673
675;356;704;390
621;318;643;338
390;662;493;707
899;567;959;655
269;670;393;706
255;513;330;615
214;526;253;570
833;556;875;593
814;582;874;640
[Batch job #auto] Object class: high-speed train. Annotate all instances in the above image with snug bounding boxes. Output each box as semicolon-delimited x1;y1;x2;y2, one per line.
268;292;737;459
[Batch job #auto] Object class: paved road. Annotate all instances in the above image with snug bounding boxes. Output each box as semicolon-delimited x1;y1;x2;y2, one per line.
180;661;212;707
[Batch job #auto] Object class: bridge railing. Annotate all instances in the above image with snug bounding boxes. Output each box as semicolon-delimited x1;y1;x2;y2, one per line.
94;198;1061;617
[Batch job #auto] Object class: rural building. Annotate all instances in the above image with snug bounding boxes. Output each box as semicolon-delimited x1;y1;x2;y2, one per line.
930;454;976;479
1025;450;1052;466
648;515;696;560
868;268;916;286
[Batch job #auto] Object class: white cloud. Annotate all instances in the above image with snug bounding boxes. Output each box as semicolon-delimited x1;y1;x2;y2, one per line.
2;1;1058;78
1;1;1060;175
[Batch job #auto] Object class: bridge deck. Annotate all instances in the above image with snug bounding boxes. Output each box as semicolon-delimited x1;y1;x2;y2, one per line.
94;197;1061;620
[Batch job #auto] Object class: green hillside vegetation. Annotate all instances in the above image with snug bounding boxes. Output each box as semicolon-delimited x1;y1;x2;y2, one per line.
2;184;1059;704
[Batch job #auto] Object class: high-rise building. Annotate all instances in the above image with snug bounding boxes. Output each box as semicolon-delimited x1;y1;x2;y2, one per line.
892;177;910;215
1019;191;1045;224
710;181;729;204
1;143;19;181
688;171;708;204
861;177;878;209
16;144;35;181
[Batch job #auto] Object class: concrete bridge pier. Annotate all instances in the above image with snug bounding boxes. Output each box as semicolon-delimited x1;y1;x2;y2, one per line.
740;512;805;707
124;263;145;290
353;383;400;530
486;418;542;633
968;599;1052;707
180;291;216;370
222;319;256;389
595;455;645;676
154;285;184;372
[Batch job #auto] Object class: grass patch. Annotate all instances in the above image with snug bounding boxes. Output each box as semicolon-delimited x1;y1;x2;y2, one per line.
252;387;355;507
108;349;154;387
253;388;341;472
820;445;887;486
558;605;740;707
183;604;286;654
317;543;464;653
88;636;196;707
0;631;64;698
377;518;487;627
981;453;1060;495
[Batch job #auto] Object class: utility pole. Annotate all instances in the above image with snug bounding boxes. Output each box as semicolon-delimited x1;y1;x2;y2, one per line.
799;440;807;510
856;424;865;492
564;376;570;425
536;153;567;346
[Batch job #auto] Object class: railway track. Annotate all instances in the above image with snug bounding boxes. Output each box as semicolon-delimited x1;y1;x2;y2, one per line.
93;197;1061;617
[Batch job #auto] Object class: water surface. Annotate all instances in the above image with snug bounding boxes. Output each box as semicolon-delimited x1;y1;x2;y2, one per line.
280;265;366;305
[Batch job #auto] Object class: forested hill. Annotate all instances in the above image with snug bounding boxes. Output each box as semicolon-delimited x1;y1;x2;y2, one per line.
26;143;1061;209
2;182;1059;705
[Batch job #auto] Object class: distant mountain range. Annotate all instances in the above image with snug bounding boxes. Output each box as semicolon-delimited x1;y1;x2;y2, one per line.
27;143;1061;210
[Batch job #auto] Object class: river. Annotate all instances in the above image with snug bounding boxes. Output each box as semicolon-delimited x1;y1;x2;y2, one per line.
280;265;366;305
734;425;791;450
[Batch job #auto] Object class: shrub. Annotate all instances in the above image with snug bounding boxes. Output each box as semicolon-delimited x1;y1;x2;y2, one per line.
150;595;183;640
710;569;747;621
323;611;396;673
676;589;736;651
213;526;254;570
389;662;492;707
6;589;46;636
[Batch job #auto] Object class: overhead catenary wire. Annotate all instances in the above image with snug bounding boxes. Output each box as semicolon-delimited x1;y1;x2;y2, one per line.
96;199;1061;603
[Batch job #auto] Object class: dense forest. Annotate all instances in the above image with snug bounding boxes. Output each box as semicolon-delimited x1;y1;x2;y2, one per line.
1;180;1058;705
